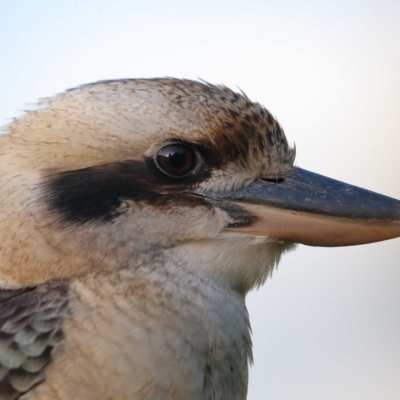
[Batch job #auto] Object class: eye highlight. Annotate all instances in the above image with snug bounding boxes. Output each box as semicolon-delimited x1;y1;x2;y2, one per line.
155;143;197;178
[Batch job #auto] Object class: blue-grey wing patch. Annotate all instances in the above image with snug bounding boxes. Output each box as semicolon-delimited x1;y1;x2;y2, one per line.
0;281;69;400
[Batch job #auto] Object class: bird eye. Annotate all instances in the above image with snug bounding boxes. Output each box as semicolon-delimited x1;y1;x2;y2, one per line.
155;143;197;177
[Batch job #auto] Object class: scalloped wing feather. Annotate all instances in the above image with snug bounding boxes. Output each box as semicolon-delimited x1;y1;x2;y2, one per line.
0;282;68;400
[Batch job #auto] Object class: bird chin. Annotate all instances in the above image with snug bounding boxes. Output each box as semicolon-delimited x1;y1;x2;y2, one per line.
166;234;297;295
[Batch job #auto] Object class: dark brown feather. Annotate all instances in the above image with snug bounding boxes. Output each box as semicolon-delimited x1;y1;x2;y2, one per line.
0;281;69;400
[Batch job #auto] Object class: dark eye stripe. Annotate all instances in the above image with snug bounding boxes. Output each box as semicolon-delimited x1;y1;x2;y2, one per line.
43;159;211;224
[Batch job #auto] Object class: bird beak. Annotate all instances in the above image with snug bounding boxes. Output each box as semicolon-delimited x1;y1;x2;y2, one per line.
202;167;400;247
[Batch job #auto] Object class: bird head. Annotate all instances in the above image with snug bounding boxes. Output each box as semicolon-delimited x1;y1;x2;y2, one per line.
0;78;399;293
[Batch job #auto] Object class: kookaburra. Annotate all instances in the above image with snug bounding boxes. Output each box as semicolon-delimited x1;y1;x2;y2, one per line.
0;78;399;400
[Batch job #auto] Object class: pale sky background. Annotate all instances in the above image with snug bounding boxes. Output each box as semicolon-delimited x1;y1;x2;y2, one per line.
1;1;399;399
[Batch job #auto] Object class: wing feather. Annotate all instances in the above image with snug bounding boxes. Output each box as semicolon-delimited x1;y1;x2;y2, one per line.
0;281;68;400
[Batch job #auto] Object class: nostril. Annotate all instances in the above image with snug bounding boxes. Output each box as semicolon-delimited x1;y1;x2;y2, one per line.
261;177;285;183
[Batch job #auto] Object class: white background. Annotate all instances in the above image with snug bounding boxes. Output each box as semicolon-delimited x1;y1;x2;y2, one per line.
1;1;399;399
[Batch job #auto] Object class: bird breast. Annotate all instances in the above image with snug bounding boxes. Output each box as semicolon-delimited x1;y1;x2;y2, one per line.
25;258;251;400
